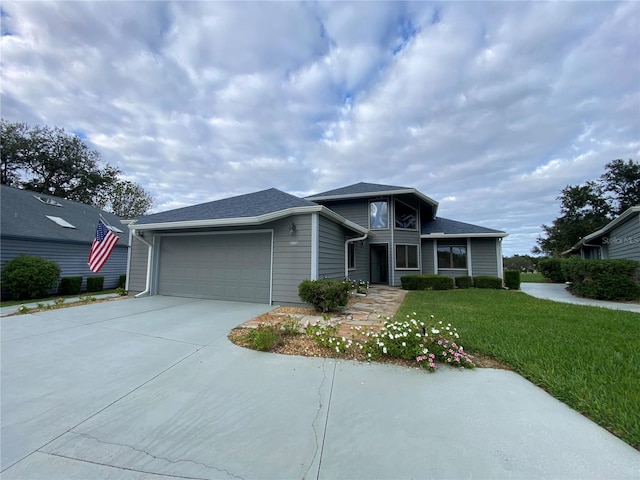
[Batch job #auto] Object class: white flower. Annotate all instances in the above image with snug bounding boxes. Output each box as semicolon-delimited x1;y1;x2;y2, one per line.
431;328;440;334
402;342;406;347
383;347;387;354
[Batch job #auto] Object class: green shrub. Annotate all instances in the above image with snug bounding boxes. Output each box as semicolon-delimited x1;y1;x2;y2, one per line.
538;258;568;283
59;276;82;295
243;323;280;351
118;274;127;289
474;276;503;289
1;255;61;300
400;274;454;291
86;276;104;293
455;276;473;289
563;258;640;301
298;279;351;312
504;270;521;290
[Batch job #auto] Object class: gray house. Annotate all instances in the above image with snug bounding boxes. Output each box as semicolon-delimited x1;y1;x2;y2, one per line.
0;185;128;297
127;183;507;305
565;206;640;261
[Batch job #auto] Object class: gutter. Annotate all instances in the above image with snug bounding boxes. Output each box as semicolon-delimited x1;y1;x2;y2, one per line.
345;232;369;279
131;229;153;298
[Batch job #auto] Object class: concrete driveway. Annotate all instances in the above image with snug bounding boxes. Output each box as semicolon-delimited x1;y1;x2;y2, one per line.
1;297;638;479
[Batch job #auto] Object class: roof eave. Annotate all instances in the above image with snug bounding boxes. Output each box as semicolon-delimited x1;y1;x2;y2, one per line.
421;232;508;239
579;206;640;245
308;188;439;209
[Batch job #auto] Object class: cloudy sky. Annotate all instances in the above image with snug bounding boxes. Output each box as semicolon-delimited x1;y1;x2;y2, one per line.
1;1;638;255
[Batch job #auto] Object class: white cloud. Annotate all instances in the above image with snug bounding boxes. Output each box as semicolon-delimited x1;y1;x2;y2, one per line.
1;1;638;255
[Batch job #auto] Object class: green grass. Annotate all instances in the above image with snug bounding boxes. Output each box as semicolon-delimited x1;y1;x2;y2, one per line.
520;272;550;283
397;289;640;449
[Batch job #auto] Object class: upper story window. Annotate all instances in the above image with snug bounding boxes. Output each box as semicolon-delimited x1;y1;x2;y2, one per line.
395;200;417;230
369;200;388;229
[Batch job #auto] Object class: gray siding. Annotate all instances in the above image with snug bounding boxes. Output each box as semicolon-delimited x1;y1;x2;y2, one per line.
128;235;150;294
421;239;435;274
349;239;369;283
470;238;500;276
271;215;312;304
318;216;347;280
1;237;127;298
606;215;640;261
323;199;369;228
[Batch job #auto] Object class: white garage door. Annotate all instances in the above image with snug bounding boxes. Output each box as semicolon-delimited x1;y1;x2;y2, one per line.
157;233;272;303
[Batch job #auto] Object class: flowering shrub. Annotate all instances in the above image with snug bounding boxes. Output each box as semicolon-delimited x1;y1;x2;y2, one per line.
304;312;475;371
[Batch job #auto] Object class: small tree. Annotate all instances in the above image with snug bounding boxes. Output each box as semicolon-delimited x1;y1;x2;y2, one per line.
2;255;61;300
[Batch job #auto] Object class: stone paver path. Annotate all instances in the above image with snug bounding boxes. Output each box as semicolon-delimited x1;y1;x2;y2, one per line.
240;285;407;336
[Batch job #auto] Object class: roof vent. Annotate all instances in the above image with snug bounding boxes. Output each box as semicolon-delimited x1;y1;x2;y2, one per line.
33;195;62;207
46;215;76;229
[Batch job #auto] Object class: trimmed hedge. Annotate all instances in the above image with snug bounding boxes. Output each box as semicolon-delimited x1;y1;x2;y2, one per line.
86;276;104;293
455;276;473;289
298;279;351;312
474;276;503;289
1;255;61;300
59;276;82;295
504;270;521;290
562;258;640;301
539;258;567;283
401;274;454;291
118;275;127;289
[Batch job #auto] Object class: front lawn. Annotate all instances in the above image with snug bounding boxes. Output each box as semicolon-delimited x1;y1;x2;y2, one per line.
520;272;550;283
397;289;640;450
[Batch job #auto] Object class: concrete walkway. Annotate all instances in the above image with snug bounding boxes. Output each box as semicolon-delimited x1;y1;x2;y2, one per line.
2;296;638;479
521;283;640;313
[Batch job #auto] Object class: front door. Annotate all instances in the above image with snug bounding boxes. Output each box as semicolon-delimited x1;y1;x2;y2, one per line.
370;244;388;284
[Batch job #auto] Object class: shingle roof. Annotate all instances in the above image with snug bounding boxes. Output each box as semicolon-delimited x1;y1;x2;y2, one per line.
135;188;318;225
421;217;506;236
306;182;413;199
1;185;127;244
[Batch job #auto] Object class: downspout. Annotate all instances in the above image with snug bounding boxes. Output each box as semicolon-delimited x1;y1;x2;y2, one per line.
345;233;369;279
132;230;153;298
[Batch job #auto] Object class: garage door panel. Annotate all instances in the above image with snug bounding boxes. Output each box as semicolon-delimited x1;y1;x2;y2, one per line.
158;233;271;303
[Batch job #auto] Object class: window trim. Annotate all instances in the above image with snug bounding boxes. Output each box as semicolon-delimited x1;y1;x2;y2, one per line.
437;244;468;270
369;199;389;230
394;199;418;231
395;244;419;270
348;242;356;270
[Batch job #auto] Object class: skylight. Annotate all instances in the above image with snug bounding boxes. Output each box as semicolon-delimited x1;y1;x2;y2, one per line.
46;215;76;229
107;225;124;234
33;195;63;207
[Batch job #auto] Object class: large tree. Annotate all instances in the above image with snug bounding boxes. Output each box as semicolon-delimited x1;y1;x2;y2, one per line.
95;180;154;218
1;119;153;217
534;159;640;256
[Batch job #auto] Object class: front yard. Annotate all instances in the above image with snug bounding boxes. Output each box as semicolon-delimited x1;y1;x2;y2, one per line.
398;289;640;450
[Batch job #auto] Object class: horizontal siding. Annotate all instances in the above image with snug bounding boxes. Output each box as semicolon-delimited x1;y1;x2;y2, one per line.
323;199;369;228
470;238;499;276
272;215;312;304
318;216;347;280
349;240;369;284
1;237;127;298
421;239;435;274
128;235;149;294
607;216;640;261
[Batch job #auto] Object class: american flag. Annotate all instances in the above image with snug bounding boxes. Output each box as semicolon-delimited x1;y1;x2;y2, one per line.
88;220;119;273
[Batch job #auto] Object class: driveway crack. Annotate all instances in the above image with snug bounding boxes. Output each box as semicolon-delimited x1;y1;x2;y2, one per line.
302;359;336;480
61;431;246;480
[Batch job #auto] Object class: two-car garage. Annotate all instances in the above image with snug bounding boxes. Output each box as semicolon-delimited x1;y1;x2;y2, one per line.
156;232;272;304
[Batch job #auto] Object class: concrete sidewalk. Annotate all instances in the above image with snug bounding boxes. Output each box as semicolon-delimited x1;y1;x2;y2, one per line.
521;282;640;313
2;296;639;479
0;292;122;317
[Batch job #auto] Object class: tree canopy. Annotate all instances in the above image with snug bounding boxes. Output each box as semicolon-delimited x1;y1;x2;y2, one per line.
1;119;153;217
534;159;640;256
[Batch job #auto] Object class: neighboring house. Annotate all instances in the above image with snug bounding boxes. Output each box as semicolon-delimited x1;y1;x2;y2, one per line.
127;182;507;305
0;185;128;298
565;206;640;262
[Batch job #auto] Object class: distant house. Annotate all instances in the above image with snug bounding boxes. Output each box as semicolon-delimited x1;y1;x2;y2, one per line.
0;185;128;297
565;206;640;261
127;182;507;305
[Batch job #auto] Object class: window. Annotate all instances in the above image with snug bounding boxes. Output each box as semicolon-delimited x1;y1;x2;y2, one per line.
395;200;417;230
370;200;388;229
396;244;418;269
437;245;467;269
348;242;356;270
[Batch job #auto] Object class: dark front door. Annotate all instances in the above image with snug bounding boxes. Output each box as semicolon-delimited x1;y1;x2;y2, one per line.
370;244;388;284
